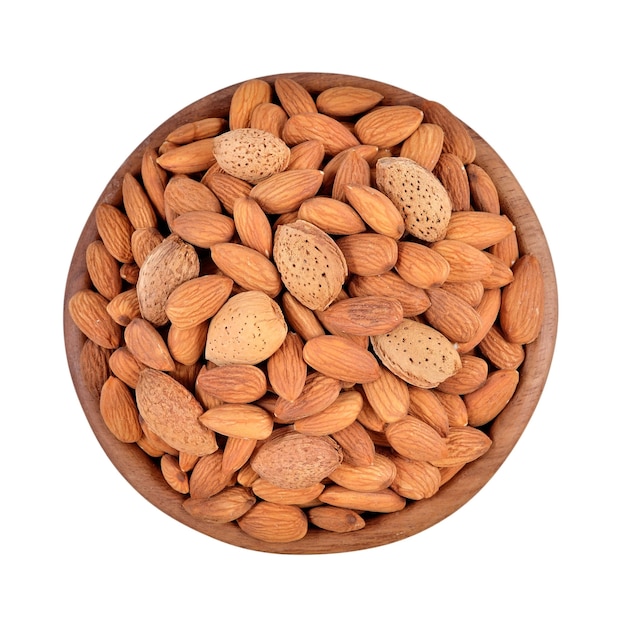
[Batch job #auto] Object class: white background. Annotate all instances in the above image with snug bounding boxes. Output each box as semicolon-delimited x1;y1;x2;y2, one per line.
2;1;623;623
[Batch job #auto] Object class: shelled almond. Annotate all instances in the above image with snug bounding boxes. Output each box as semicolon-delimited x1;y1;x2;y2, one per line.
68;76;546;544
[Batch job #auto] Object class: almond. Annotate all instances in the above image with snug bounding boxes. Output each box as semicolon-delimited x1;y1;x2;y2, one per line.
371;319;462;388
298;196;367;236
286;139;326;171
205;290;288;366
222;436;258;474
170;210;236;248
68;289;122;349
348;272;431;318
444;211;515;249
95;203;134;264
135;368;218;456
282;112;360;156
293;390;363;436
464;368;520;427
430;239;494;283
436;354;489;395
316;85;384;117
130;227;164;268
249;102;288;137
433;152;471;212
354;105;424;147
395;241;450;289
167;321;209;366
423;287;483;344
273;219;348;311
281;292;326;341
331;420;376;467
266;331;308;402
274;77;318;116
385;416;447;462
407;386;450;438
211;242;282;298
85;240;122;301
199;403;274;440
183;486;255;523
156;137;216;174
273;372;342;423
251;429;343;489
376;156;452;242
344;183;405;239
316;295;404;336
303;334;381;384
431;426;492;467
252;478;325;506
387;453;442;500
229;78;272;129
478;324;526;370
121;172;158;229
196;363;267;404
163;174;221;223
212;127;291;183
421;99;477;165
188;451;234;499
400;123;444;171
136;234;200;327
499;253;545;344
99;375;142;443
466;162;500;214
322;144;379;193
160;454;190;494
250;168;324;214
141;147;167;220
202;169;252;213
237;501;309;543
336;233;398;276
361;365;410;424
232;196;274;258
165;274;234;329
166;116;227;144
80;339;112;397
331;149;371;202
124;317;175;371
330;452;397;493
308;505;366;533
108;346;145;389
456;288;501;353
318;486;406;513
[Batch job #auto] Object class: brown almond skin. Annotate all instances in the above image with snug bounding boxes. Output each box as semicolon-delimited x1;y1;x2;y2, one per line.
317;295;404;336
68;289;122;350
237;501;309;543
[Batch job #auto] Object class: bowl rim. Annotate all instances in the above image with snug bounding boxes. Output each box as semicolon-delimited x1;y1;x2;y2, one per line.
63;72;558;554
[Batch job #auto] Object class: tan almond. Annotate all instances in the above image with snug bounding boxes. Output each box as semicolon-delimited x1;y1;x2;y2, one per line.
202;169;252;213
166;116;227;144
163;175;221;225
499;253;545;344
331;420;376;467
205;290;288;366
321;144;379;193
387;452;442;500
361;366;410;425
456;288;501;353
108;346;145;389
478;324;526;370
141;147;168;220
222;436;258;474
466;162;501;214
156;137;216;174
170;210;235;249
436;354;489;395
124;317;175;371
99;375;142;443
316;85;384;117
68;288;122;349
273;219;348;311
281;292;326;341
432;389;468;428
303;334;381;384
330;452;397;493
121;172;158;229
160;454;190;494
282;112;360;156
440;279;484;308
188;451;234;499
196;363;267;404
136;368;218;456
331;149;371;203
251;429;343;489
430;239;494;283
249;102;288;138
376;156;452;242
431;426;492;467
354;105;424;147
167;321;209;366
130;227;165;268
433;152;471;212
199;403;274;440
106;288;141;326
407;386;450;438
212;127;291;183
237;501;309;543
251;479;324;506
80;339;112;397
287;139;326;171
395;241;450;289
400;123;444;171
480;250;514;289
274;76;318;116
136;234;200;327
371;319;462;388
336;233;398;276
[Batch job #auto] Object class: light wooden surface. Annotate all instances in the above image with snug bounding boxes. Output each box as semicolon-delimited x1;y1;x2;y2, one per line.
63;73;558;554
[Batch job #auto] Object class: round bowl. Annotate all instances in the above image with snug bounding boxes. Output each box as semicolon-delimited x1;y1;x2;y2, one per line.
64;72;558;554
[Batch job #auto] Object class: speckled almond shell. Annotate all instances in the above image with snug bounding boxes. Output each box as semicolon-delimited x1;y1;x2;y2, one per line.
204;290;288;366
371;319;462;388
375;156;452;242
136;234;200;327
250;429;343;489
212;127;291;183
273;219;348;311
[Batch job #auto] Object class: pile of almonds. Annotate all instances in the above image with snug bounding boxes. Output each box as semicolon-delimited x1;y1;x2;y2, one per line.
68;76;545;544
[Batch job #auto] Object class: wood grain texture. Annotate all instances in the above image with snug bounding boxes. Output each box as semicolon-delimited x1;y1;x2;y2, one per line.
63;73;558;554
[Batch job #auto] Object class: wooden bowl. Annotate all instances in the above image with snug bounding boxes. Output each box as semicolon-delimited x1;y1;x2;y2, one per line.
63;72;558;554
